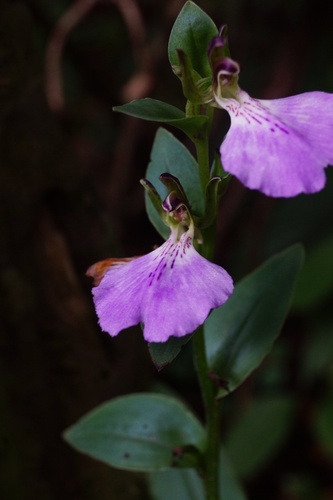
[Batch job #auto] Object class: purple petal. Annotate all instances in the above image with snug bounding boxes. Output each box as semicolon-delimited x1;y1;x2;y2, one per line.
217;90;333;197
92;232;233;343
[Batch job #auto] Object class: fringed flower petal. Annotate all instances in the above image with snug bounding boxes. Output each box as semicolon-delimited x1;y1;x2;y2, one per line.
92;230;233;343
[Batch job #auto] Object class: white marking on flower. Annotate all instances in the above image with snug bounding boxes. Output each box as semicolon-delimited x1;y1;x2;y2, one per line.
224;95;290;135
148;233;192;286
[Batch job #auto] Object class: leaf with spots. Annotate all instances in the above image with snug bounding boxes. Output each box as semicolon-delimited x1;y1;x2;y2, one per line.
63;393;206;471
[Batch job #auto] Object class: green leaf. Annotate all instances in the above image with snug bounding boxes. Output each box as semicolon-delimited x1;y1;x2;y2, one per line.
149;334;193;371
145;128;204;240
168;1;218;79
114;98;185;121
314;394;333;459
218;449;248;499
113;99;208;138
63;393;206;472
148;468;205;500
147;448;247;500
292;235;333;311
301;320;333;380
225;396;296;479
205;245;304;396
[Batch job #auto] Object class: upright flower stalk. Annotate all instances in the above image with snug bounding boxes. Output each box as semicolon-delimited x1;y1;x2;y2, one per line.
76;4;330;499
189;101;222;500
193;327;221;500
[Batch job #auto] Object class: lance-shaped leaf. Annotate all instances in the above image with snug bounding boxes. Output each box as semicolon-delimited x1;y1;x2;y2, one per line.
168;1;218;79
145;128;204;240
113;98;208;138
205;245;304;397
63;393;206;472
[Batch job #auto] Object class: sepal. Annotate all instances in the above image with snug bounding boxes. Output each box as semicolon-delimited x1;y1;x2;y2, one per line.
207;25;230;66
194;176;221;230
159;172;190;207
208;28;240;100
140;178;167;226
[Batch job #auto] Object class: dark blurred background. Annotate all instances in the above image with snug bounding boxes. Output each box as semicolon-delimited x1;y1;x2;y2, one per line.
1;0;333;498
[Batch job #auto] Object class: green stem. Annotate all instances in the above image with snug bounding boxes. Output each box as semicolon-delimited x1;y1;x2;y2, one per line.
188;100;220;499
193;327;220;500
185;101;213;192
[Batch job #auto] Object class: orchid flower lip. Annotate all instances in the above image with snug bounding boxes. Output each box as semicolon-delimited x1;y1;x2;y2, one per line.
91;226;234;343
89;174;234;343
216;89;333;197
207;30;333;198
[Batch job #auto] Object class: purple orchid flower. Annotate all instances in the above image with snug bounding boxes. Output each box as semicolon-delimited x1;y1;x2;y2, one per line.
87;191;233;343
209;31;333;198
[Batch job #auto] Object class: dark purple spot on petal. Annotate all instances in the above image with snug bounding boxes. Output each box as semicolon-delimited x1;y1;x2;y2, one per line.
171;249;179;269
247;113;262;125
274;123;289;134
157;263;167;280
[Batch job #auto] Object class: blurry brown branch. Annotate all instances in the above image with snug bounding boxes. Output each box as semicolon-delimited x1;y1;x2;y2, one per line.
113;0;154;101
44;0;99;112
44;0;153;112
